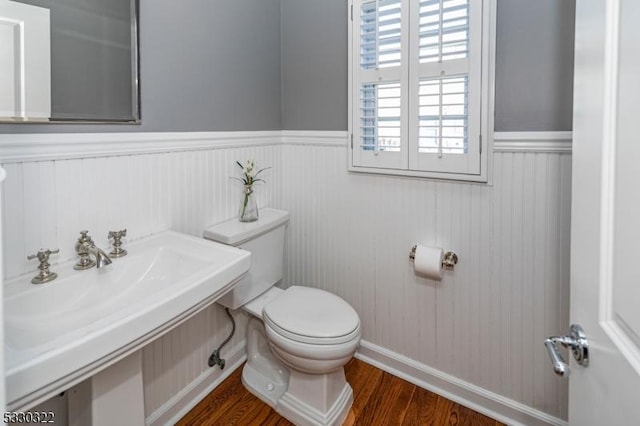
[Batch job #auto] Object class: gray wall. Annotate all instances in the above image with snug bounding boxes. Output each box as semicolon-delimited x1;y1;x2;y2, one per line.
279;0;576;132
1;0;282;133
1;0;574;134
138;0;281;131
281;0;348;131
494;0;575;131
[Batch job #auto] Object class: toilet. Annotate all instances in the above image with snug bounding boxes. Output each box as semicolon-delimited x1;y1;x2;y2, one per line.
204;208;361;426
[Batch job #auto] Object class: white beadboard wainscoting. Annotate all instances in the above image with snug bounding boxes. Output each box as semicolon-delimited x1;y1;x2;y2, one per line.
0;132;284;280
0;130;571;425
0;132;281;424
281;131;571;425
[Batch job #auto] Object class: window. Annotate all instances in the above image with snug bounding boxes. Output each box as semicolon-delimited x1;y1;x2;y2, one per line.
349;0;494;181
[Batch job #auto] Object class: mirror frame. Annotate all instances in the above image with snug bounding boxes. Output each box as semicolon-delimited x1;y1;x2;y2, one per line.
0;0;141;124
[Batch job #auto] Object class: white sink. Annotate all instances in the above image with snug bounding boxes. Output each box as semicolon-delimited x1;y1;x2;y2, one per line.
4;230;250;410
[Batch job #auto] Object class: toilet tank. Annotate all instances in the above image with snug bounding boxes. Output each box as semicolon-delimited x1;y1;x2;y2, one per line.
203;208;289;309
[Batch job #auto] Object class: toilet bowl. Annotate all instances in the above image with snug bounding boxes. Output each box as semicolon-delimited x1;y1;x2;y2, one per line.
204;209;361;426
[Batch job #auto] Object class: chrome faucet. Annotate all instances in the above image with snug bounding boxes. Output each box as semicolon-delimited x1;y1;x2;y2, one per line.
74;231;113;270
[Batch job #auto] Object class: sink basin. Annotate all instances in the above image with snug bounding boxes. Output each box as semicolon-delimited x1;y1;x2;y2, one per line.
4;230;250;410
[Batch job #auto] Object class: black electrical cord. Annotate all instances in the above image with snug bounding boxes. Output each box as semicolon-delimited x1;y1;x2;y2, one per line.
208;307;236;369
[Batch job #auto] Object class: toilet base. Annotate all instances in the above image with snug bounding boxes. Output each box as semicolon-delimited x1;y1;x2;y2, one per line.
276;369;353;426
242;317;289;407
242;317;354;425
242;361;288;408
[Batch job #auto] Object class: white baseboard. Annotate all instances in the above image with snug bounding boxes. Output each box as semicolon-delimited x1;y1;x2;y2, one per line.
144;338;566;425
145;341;246;426
355;340;567;426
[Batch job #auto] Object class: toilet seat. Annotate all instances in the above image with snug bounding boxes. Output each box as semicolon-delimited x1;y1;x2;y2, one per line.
264;323;360;361
262;286;360;345
264;319;360;374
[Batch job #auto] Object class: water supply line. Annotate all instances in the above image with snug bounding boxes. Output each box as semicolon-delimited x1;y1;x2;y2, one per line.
208;307;236;369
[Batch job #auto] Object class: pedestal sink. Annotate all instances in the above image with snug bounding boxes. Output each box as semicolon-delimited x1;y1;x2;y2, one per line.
4;230;250;412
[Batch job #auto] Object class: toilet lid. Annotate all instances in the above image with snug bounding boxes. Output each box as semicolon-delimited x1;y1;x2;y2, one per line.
262;286;360;344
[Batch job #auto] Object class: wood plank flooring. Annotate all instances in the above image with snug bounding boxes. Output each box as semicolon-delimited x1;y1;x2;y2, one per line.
177;358;504;425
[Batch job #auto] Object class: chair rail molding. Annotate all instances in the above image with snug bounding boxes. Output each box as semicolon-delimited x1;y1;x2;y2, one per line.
0;130;571;164
0;131;282;163
280;130;348;147
493;131;572;153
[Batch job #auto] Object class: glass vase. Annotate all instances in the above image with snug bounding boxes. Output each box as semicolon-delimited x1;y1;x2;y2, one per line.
239;185;259;222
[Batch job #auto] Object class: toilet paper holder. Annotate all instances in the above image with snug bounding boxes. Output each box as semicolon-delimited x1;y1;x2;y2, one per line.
409;245;459;270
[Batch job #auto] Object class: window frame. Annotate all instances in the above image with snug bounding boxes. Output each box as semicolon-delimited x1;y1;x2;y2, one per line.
347;0;496;182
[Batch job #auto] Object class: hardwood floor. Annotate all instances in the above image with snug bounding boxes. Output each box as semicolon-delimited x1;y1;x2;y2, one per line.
177;358;504;426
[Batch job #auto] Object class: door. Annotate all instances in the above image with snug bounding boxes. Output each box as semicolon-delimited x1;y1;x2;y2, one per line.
569;0;640;424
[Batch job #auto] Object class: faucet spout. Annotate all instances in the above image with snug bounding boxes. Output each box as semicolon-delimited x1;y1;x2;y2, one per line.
74;231;113;270
88;245;113;268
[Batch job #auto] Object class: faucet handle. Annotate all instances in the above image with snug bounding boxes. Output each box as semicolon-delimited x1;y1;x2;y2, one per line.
27;248;59;284
108;228;127;258
108;229;127;240
27;248;60;262
78;230;93;243
76;230;94;248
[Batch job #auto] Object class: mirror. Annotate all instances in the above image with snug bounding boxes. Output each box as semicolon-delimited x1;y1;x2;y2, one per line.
0;0;139;123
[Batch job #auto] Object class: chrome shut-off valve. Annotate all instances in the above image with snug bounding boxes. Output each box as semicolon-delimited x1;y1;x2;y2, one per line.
544;324;589;377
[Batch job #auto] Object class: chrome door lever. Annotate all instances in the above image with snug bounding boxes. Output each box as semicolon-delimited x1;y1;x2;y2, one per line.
544;324;589;377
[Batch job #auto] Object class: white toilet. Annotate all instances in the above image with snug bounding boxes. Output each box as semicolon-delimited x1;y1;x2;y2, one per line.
204;208;361;426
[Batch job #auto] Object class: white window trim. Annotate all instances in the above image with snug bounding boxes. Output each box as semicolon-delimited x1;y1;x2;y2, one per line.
347;0;496;183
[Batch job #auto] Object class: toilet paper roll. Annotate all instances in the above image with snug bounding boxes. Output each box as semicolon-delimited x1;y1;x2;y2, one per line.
413;245;444;280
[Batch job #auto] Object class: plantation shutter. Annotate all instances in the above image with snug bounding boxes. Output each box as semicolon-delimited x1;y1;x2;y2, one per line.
351;0;485;177
353;0;408;170
408;0;482;175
